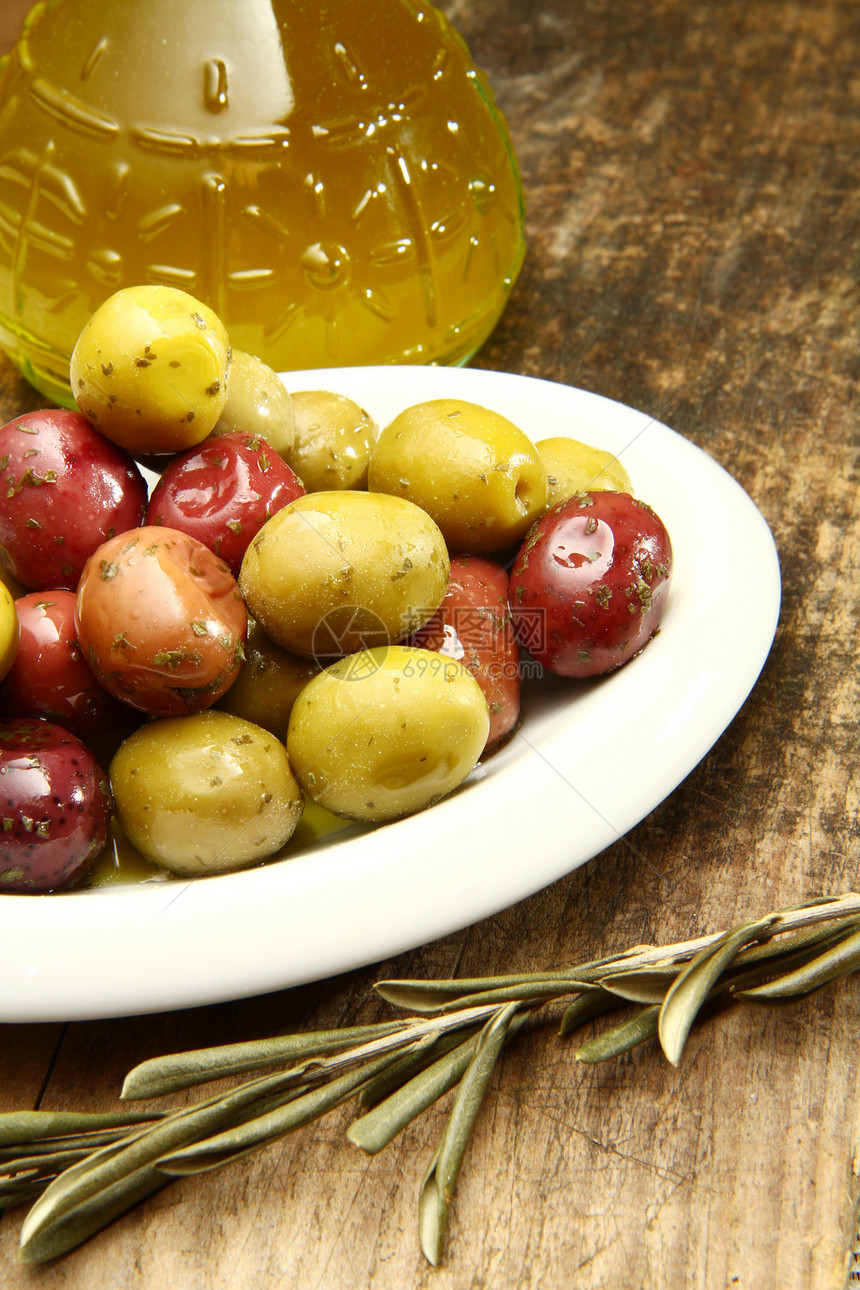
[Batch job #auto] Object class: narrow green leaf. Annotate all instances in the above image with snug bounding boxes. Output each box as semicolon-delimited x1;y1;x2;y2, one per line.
17;1129;166;1264
2;1175;55;1203
19;1164;168;1263
559;989;625;1037
597;968;679;1004
737;925;860;1001
575;1005;660;1063
415;980;596;1014
374;981;505;1011
375;974;589;1013
348;1032;483;1155
0;1129;149;1164
158;1048;408;1175
418;1003;521;1266
121;1021;405;1100
1;1180;52;1207
2;1146;102;1180
658;915;778;1065
730;916;860;970
716;925;860;998
0;1110;158;1149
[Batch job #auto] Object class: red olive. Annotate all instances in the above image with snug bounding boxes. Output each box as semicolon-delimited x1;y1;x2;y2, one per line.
0;409;148;590
75;526;247;717
0;590;141;759
409;555;521;751
509;491;672;678
145;432;305;575
0;717;110;893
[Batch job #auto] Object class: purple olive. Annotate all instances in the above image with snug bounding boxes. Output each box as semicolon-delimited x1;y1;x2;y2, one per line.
0;718;110;893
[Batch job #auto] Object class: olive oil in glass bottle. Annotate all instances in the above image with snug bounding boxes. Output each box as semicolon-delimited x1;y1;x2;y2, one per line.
0;0;525;405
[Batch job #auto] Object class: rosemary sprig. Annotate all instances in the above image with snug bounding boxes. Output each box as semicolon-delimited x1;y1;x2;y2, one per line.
3;891;860;1268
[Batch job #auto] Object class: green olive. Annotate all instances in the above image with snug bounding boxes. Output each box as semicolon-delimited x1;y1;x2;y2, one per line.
109;710;303;876
536;436;633;506
215;616;320;738
213;349;295;457
368;398;548;553
288;389;378;491
71;285;231;455
239;491;449;659
287;645;490;822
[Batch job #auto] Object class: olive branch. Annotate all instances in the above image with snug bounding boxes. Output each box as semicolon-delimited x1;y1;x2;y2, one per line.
3;891;860;1266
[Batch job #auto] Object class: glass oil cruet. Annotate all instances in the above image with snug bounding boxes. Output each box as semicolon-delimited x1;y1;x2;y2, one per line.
0;0;525;405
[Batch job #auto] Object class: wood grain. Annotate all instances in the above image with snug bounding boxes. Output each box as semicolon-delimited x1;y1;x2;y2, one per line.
1;0;860;1286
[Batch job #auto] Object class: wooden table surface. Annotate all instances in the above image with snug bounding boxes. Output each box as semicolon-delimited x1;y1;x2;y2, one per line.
2;1;859;1286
